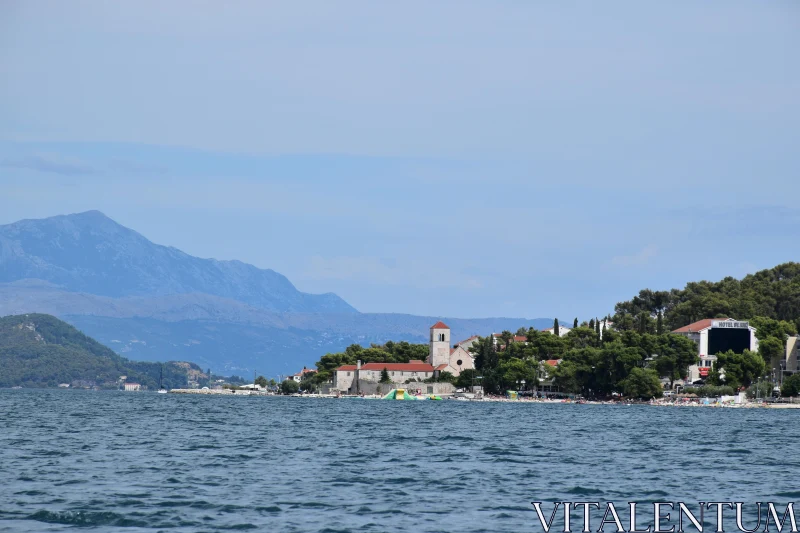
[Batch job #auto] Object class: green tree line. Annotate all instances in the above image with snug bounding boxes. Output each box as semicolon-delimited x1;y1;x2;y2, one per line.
467;326;698;399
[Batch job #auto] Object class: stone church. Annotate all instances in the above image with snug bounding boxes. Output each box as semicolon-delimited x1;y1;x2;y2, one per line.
332;321;475;391
428;321;475;376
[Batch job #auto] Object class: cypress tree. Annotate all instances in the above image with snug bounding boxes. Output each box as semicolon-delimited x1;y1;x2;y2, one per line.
573;317;578;329
486;332;499;369
553;318;560;337
657;311;664;335
595;317;600;336
602;322;607;340
638;312;647;334
589;318;595;330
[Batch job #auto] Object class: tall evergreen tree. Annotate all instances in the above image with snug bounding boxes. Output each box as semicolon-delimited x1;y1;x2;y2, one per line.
595;318;601;337
553;318;560;337
638;312;648;334
380;367;392;384
573;317;578;329
657;311;664;335
589;318;595;330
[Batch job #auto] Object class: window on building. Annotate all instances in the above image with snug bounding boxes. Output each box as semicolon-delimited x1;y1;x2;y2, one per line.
456;360;463;366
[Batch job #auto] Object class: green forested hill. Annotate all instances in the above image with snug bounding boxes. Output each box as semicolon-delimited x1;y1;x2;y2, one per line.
0;313;205;388
614;263;800;332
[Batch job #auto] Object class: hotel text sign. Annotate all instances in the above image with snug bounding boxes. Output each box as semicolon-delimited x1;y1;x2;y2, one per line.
712;321;749;329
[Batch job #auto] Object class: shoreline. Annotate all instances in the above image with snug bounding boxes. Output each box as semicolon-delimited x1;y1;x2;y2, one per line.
164;388;800;407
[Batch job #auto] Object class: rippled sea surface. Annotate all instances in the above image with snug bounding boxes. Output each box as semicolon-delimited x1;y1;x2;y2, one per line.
2;390;799;532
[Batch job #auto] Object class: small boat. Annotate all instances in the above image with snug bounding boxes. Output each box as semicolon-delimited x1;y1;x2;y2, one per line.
157;364;168;394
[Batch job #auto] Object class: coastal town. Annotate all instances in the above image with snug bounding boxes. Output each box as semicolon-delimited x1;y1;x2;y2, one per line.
165;317;800;408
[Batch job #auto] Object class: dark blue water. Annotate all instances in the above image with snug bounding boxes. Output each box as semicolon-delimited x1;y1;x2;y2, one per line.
1;390;798;532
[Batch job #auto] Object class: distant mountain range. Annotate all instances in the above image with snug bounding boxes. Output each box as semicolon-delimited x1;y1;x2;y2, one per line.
0;211;552;376
0;210;355;313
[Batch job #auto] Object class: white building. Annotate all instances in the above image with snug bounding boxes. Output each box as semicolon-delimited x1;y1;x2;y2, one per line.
291;367;317;383
541;325;571;337
532;359;561;392
672;318;759;384
123;382;141;391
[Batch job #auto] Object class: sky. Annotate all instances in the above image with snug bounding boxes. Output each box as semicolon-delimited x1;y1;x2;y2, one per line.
1;1;798;320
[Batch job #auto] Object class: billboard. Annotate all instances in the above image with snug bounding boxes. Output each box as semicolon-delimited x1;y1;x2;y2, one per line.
708;327;751;356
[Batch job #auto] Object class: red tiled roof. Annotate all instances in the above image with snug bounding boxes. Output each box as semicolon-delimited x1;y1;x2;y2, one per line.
360;362;434;372
454;335;479;345
545;359;560;366
492;334;527;341
335;365;357;372
435;364;449;371
430;321;450;329
672;318;730;333
409;360;425;364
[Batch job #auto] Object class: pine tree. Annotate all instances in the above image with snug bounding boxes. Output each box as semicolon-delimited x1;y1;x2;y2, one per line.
589;318;595;330
380;367;392;384
595;317;601;337
657;311;664;335
602;322;607;340
573;318;578;329
553;318;560;337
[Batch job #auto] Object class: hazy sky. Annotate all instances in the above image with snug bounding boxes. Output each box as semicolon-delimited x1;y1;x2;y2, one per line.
1;1;798;319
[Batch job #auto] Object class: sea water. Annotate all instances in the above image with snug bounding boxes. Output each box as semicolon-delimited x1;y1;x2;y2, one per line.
1;390;798;532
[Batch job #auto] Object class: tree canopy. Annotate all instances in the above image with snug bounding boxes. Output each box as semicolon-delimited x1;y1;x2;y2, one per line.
613;263;800;332
280;379;299;394
463;326;696;398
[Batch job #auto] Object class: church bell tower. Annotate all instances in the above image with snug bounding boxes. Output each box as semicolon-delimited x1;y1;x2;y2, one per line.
429;321;451;368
